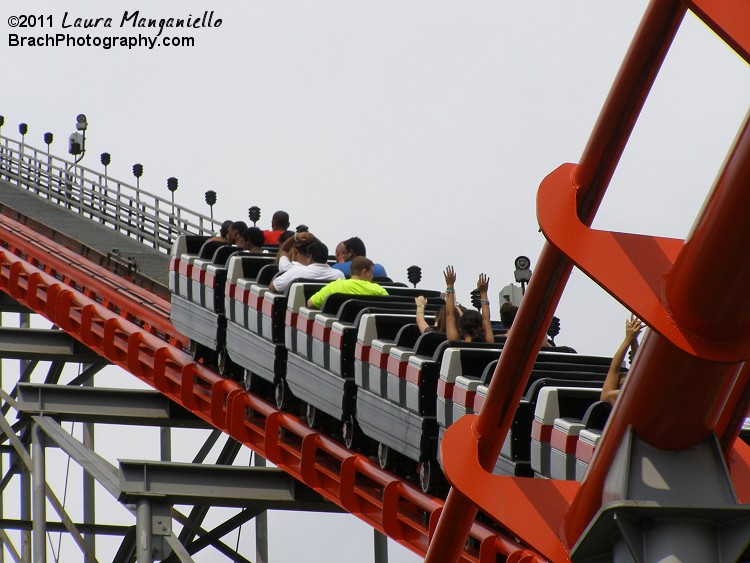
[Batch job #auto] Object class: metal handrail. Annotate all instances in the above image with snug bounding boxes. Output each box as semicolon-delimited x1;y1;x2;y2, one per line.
0;134;219;253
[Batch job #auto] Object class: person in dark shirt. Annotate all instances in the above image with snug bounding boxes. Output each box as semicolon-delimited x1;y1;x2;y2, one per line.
443;265;493;343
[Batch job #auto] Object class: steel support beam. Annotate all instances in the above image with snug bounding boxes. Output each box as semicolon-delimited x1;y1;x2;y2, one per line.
170;509;253;563
254;454;268;563
0;293;31;314
177;438;241;547
0;519;130;535
65;363;107;387
83;377;96;563
32;415;120;498
136;498;153;563
118;460;339;511
0;327;104;362
31;423;45;563
17;384;209;428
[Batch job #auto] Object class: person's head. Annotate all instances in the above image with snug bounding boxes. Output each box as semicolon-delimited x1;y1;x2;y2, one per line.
343;237;366;259
291;240;314;266
219;220;233;239
500;302;518;328
350;256;374;280
271;211;290;231
432;305;465;332
278;230;296;245
240;227;265;251
434;304;464;332
335;242;347;263
308;241;329;265
227;221;248;244
458;310;485;342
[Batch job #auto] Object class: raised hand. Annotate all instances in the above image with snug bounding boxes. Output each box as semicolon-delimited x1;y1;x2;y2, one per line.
625;314;644;342
477;273;489;294
443;265;456;288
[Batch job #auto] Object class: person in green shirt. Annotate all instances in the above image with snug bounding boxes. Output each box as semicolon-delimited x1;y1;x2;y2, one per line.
307;256;388;308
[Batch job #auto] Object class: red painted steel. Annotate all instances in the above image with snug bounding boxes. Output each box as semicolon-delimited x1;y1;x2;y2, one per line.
0;213;543;562
427;1;686;560
430;0;750;561
0;214;185;349
564;108;750;547
688;0;750;64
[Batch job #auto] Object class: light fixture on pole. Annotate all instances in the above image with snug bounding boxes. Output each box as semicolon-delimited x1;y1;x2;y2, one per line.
167;177;178;215
248;206;261;227
205;190;217;222
167;177;178;238
42;132;53;189
132;163;143;200
100;152;111;188
407;265;422;288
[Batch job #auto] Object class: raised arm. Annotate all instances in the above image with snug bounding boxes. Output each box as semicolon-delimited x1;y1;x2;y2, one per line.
275;231;315;268
477;273;494;344
415;295;430;334
601;315;644;405
444;266;460;341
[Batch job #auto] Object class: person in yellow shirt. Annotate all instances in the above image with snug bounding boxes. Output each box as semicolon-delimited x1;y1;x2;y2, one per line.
307;256;388;308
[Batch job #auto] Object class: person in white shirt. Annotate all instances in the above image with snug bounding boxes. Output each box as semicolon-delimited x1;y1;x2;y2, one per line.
269;239;344;294
275;231;314;273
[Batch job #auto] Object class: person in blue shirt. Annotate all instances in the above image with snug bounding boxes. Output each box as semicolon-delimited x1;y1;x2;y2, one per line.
332;236;387;278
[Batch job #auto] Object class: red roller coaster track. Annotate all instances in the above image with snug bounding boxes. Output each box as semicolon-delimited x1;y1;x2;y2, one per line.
0;214;541;561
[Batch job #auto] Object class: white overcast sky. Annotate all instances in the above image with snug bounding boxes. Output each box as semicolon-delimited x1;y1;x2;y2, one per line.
4;1;750;561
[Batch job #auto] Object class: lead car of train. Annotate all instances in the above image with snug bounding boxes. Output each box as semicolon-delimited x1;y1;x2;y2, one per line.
168;234;616;493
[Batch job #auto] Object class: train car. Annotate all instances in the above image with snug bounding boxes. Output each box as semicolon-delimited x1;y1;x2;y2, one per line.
169;234;616;492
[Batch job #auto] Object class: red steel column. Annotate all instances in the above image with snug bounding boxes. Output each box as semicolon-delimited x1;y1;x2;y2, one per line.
426;2;685;560
565;111;750;545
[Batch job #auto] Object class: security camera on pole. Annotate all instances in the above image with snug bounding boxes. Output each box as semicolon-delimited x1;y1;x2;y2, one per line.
64;114;88;208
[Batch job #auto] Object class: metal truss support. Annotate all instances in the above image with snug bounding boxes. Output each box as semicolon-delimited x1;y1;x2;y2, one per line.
136;498;153;563
0;281;380;561
254;453;268;563
175;437;241;548
7;377;342;562
83;376;96;563
375;530;389;563
31;422;45;563
171;509;251;563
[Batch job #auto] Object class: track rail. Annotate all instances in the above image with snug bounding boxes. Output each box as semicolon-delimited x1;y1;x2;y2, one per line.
0;212;545;562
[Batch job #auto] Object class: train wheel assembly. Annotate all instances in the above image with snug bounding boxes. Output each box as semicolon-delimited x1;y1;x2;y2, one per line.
306;403;319;428
274;379;288;410
377;443;391;470
342;414;362;451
